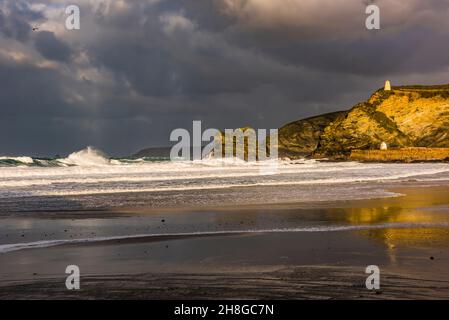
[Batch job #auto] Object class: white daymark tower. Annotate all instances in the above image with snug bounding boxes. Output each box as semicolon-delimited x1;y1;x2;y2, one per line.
384;80;391;91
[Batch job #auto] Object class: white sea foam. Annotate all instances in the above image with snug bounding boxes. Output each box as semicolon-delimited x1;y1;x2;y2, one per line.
1;165;448;197
57;146;112;166
1;146;449;199
0;164;383;188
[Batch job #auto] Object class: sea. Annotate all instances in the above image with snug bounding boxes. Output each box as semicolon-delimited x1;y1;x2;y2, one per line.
2;146;449;271
1;146;449;212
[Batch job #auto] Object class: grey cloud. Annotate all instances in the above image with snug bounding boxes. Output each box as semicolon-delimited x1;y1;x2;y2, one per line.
34;31;72;62
0;0;44;41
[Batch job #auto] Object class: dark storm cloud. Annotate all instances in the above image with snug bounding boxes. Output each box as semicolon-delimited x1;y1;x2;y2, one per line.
0;58;83;118
85;1;361;99
0;0;449;156
222;26;449;76
213;0;449;76
34;31;71;62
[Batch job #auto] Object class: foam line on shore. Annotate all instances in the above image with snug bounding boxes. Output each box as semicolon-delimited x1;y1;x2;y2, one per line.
1;222;449;254
22;167;449;196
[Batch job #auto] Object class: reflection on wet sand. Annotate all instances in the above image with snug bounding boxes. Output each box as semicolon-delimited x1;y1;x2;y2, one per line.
319;187;449;265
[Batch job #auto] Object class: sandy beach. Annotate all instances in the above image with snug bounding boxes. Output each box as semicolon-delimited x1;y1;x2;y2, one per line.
1;184;449;299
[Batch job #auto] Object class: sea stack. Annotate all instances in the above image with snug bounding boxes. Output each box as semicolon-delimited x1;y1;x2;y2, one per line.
384;80;391;91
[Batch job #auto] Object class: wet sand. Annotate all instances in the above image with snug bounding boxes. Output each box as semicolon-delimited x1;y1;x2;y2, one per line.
1;185;449;299
3;266;449;300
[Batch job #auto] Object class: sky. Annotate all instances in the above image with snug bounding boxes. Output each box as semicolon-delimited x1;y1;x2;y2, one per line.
1;0;449;156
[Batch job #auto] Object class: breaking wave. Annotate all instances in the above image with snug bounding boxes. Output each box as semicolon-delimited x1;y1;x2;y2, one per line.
0;156;35;167
0;147;163;168
57;146;111;166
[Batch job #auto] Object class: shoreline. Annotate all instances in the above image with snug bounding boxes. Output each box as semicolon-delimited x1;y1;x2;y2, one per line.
1;183;449;299
3;179;449;219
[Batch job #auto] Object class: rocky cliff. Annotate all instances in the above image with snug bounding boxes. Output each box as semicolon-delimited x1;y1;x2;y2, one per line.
278;111;344;157
279;84;449;159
